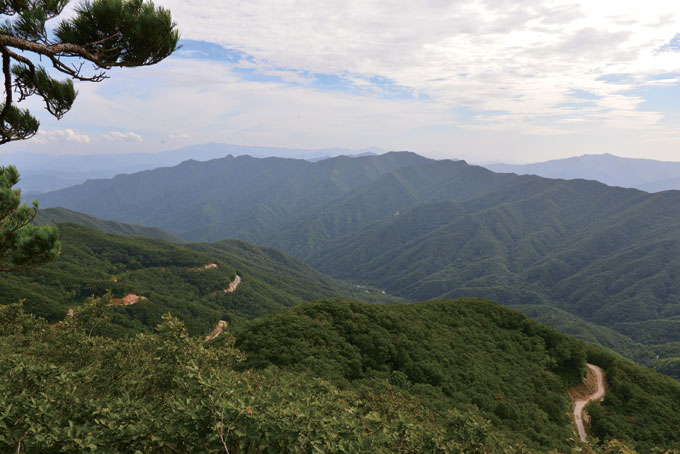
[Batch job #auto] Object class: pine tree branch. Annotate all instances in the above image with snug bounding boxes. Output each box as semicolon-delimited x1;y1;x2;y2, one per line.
0;34;157;71
0;47;12;124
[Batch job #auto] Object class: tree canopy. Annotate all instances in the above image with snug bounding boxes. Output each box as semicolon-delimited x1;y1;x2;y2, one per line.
0;0;178;271
0;0;179;144
0;165;59;271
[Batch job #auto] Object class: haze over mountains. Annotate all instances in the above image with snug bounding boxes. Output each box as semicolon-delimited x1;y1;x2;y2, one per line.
8;142;383;194
30;151;680;379
486;154;680;192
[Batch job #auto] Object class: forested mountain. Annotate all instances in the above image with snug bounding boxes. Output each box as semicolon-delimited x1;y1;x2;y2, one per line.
0;223;390;336
486;153;680;192
35;207;183;242
31;153;680;377
265;159;515;258
305;176;680;376
35;152;430;241
9;143;384;193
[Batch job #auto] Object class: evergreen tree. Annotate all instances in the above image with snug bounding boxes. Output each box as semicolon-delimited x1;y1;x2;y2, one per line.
0;0;179;144
0;0;178;271
0;165;59;271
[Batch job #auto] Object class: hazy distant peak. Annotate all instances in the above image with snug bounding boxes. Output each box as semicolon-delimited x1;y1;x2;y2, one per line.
484;153;680;192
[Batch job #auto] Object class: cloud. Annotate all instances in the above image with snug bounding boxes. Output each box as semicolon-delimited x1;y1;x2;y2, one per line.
19;1;680;163
33;129;91;144
167;132;191;142
659;33;680;52
160;0;679;133
104;131;143;142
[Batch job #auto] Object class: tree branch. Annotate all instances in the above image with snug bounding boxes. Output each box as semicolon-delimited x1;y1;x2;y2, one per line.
0;35;154;71
1;46;12;124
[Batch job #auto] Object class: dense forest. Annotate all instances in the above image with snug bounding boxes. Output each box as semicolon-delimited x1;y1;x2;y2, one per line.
6;153;680;452
2;297;679;453
0;223;390;336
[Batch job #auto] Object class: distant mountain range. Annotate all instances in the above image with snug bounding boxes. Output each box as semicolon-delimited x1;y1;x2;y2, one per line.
7;142;382;194
485;153;680;192
30;151;680;378
33;151;431;242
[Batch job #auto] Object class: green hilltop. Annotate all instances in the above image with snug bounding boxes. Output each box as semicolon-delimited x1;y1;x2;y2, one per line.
34;207;184;242
233;298;680;453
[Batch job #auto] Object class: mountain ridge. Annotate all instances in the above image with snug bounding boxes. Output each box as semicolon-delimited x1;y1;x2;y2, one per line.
485;153;680;192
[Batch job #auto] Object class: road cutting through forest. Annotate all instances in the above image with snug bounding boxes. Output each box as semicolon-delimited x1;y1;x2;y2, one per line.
225;274;241;293
573;363;605;442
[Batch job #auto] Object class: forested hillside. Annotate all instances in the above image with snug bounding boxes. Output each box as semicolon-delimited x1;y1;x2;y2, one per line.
0;223;390;336
3;296;679;453
35;152;431;242
35;207;183;242
232;299;680;453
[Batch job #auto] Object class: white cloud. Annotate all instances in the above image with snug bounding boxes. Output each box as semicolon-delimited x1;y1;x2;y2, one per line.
104;131;143;142
33;129;91;144
167;132;191;142
18;1;680;162
161;0;680;134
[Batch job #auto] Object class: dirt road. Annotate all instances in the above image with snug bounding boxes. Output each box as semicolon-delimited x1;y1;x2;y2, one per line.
225;274;241;293
574;363;605;442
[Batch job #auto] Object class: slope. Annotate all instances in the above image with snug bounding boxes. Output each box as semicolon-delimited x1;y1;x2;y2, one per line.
34;152;431;242
307;175;680;376
0;223;391;336
34;207;183;242
264;159;515;259
232;298;680;452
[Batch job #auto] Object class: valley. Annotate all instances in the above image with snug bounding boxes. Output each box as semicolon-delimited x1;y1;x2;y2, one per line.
31;152;680;379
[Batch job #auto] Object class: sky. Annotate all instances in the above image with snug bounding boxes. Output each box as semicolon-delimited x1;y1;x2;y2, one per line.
4;0;680;163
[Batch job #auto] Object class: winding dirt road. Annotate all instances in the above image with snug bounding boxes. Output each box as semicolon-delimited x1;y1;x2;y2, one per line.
574;363;605;442
205;320;228;341
225;274;241;293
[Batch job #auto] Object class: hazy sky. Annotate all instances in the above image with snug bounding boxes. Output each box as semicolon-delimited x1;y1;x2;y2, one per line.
5;0;680;163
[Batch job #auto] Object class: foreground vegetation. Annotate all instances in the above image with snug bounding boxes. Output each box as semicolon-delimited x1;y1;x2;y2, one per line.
234;299;680;453
2;298;677;453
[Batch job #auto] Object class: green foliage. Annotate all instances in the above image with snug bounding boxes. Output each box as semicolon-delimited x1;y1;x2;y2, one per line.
0;0;178;143
55;0;178;66
0;300;556;454
0;165;60;271
31;153;680;378
233;298;588;451
0;223;393;335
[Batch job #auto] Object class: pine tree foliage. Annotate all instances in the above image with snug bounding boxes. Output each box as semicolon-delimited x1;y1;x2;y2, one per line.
0;165;59;271
0;0;179;143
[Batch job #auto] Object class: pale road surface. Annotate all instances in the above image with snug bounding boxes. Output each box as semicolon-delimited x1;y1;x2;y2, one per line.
225;274;241;293
574;363;605;442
